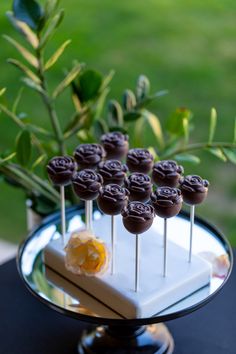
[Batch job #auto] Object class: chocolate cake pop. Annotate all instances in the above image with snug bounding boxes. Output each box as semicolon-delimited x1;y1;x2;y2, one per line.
72;169;103;201
47;156;77;246
179;175;209;263
97;184;129;215
100;131;129;159
151;187;183;218
47;156;77;186
72;169;103;232
122;202;155;235
152;160;184;187
97;184;129;275
122;202;155;292
124;173;152;202
179;175;209;205
126;148;154;174
98;159;128;186
74;143;106;170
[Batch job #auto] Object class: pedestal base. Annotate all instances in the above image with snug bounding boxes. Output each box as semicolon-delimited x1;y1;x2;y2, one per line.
78;324;174;354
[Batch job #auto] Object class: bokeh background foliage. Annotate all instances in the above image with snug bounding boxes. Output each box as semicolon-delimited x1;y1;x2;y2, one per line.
0;0;236;244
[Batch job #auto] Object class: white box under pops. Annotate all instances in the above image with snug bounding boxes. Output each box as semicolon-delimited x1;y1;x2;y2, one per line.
44;214;212;319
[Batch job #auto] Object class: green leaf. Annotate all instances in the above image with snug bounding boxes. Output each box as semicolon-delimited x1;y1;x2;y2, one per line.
53;63;81;98
15;130;32;166
6;12;39;48
3;35;38;68
93;120;108;141
166;107;193;136
12;87;24;114
0;152;16;165
93;87;110;121
222;148;236;164
39;9;64;49
160;139;180;159
109;126;128;134
123;111;141;122
135;90;169;109
174;153;200;164
136;75;150;101
206;147;227;162
44;0;60;20
13;0;44;30
100;70;115;91
22;77;45;94
32;154;46;170
183;117;189;144
7;58;41;84
77;129;94;144
44;40;71;71
233;118;236;144
142;110;164;149
0;88;6;97
208;107;217;144
108;100;123;127
78;70;103;102
122;89;136;111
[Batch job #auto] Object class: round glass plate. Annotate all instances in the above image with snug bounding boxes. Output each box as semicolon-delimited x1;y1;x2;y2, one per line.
17;206;233;326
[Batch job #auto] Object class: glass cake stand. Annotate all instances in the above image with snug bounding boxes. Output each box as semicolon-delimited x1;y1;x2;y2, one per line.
17;206;233;354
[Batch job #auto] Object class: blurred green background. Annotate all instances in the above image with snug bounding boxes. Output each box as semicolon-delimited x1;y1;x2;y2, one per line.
0;0;236;244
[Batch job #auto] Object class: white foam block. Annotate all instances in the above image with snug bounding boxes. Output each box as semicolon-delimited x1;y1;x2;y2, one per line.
44;214;212;319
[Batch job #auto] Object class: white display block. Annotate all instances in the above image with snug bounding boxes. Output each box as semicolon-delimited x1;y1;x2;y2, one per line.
44;214;212;319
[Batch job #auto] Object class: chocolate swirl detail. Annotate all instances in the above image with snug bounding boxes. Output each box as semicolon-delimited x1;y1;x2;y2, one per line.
47;156;77;186
72;169;103;200
179;175;209;205
121;201;155;234
101;131;129;159
126;148;154;174
124;173;152;202
152;160;184;187
98;159;128;185
151;187;183;218
97;184;129;215
74;144;106;169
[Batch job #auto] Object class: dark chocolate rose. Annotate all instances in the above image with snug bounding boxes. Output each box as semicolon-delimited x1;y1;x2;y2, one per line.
47;156;77;186
126;148;154;174
74;143;106;169
124;173;152;202
98;159;128;185
151;187;182;218
72;169;103;200
100;131;129;159
152;160;184;187
97;184;129;215
179;175;209;205
121;201;155;234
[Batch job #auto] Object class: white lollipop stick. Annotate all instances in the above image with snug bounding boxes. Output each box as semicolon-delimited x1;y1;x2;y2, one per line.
163;218;167;277
60;185;66;246
189;205;195;263
85;200;90;231
89;200;93;232
135;234;140;292
111;215;116;275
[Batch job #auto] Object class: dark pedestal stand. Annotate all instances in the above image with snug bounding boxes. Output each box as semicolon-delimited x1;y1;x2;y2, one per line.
78;324;174;354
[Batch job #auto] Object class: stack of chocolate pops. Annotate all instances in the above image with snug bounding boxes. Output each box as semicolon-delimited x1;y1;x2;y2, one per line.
47;131;209;293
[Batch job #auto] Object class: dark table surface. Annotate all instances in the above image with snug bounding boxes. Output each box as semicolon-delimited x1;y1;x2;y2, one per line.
0;254;235;354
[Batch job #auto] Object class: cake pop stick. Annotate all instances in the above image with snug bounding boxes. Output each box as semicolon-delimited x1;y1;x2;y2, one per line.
121;202;155;291
151;187;183;277
97;184;129;275
72;170;103;232
180;175;209;263
47;156;77;246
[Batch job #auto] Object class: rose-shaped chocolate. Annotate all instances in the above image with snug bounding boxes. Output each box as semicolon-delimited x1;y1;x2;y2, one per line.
47;156;77;186
100;131;129;159
152;160;184;187
151;187;183;218
72;169;103;200
124;173;152;202
126;148;154;174
97;184;129;215
179;175;209;205
121;201;155;234
98;159;128;185
74;143;106;170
